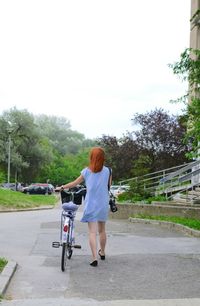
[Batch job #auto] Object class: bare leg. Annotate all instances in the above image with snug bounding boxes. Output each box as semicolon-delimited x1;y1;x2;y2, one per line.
98;221;106;255
88;222;97;261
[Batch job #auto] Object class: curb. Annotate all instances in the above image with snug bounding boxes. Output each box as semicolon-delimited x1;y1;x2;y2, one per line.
0;205;55;213
0;261;17;296
129;217;200;238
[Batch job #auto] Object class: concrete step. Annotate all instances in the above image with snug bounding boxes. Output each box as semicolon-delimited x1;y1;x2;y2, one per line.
179;194;197;200
188;190;200;196
173;197;192;203
173;197;200;206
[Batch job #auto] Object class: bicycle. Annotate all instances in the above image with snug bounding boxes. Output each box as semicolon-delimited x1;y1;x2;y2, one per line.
52;186;86;272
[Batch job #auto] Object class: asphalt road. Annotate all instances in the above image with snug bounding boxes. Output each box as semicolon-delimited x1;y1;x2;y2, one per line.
1;204;200;305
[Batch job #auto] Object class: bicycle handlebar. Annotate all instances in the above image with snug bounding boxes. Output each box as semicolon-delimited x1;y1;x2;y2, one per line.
61;186;86;205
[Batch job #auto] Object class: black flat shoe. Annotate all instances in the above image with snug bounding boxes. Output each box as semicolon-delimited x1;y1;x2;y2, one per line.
98;249;105;260
90;260;98;267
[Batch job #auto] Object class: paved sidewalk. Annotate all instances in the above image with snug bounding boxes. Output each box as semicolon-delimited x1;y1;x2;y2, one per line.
1;208;200;305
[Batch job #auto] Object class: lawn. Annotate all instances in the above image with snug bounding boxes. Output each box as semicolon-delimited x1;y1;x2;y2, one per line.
134;214;200;231
0;188;58;209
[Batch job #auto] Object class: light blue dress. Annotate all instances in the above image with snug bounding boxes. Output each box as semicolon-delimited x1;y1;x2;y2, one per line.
81;166;110;222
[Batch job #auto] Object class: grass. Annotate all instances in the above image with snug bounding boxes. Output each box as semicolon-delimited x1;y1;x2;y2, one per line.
133;214;200;231
0;257;7;300
0;188;58;209
0;257;8;273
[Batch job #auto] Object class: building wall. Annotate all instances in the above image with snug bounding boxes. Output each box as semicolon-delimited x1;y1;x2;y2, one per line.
190;0;200;49
190;0;200;182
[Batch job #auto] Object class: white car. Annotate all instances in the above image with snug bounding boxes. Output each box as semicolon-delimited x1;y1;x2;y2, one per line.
110;185;129;197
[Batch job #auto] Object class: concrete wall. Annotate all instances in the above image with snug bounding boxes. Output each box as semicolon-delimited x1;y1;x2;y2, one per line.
190;0;200;50
109;203;200;219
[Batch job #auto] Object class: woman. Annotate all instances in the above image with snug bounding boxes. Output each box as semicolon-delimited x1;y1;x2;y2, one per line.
60;147;112;267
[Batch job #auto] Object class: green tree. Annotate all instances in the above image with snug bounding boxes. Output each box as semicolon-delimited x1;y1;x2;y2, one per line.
98;135;140;182
0;108;53;183
0;108;96;184
170;48;200;157
37;149;90;185
131;108;190;171
98;109;189;183
35;114;86;155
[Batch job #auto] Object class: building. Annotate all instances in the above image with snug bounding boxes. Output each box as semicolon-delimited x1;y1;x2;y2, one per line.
190;0;200;50
190;0;200;185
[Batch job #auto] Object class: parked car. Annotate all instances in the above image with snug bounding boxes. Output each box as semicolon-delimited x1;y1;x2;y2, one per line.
110;185;129;197
22;183;54;195
0;183;16;191
0;182;24;192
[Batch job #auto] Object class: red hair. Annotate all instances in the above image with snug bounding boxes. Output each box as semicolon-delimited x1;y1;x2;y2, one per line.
89;147;105;173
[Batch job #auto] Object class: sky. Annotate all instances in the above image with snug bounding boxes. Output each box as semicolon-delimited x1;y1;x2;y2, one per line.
0;0;191;139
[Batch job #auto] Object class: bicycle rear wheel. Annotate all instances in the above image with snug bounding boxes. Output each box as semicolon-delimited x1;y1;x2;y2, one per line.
61;242;67;271
61;222;73;271
66;244;73;259
66;222;73;259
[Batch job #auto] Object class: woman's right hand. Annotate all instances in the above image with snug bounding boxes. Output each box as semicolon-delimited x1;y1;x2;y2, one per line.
56;186;64;192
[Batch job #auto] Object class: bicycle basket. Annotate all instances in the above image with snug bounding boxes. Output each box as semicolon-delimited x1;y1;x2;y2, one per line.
61;187;86;205
61;190;72;204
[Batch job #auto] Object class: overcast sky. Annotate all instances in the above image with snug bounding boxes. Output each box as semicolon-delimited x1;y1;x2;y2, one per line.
0;0;191;139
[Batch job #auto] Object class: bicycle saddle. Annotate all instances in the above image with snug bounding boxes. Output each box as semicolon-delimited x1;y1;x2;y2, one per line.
62;201;78;212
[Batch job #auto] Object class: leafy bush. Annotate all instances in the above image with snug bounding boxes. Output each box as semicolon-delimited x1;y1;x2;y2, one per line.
117;192;131;202
118;191;167;204
144;195;167;204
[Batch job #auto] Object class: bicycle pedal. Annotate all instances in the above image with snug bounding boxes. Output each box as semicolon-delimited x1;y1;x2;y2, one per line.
73;244;81;249
52;241;60;248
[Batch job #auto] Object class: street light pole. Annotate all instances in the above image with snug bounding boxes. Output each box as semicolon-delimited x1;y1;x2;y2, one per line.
7;121;12;185
7;131;11;184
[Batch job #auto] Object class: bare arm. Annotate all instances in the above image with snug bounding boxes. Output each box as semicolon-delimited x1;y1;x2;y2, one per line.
61;175;84;190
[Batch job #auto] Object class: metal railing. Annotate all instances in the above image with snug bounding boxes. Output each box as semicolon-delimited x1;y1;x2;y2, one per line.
119;160;200;201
